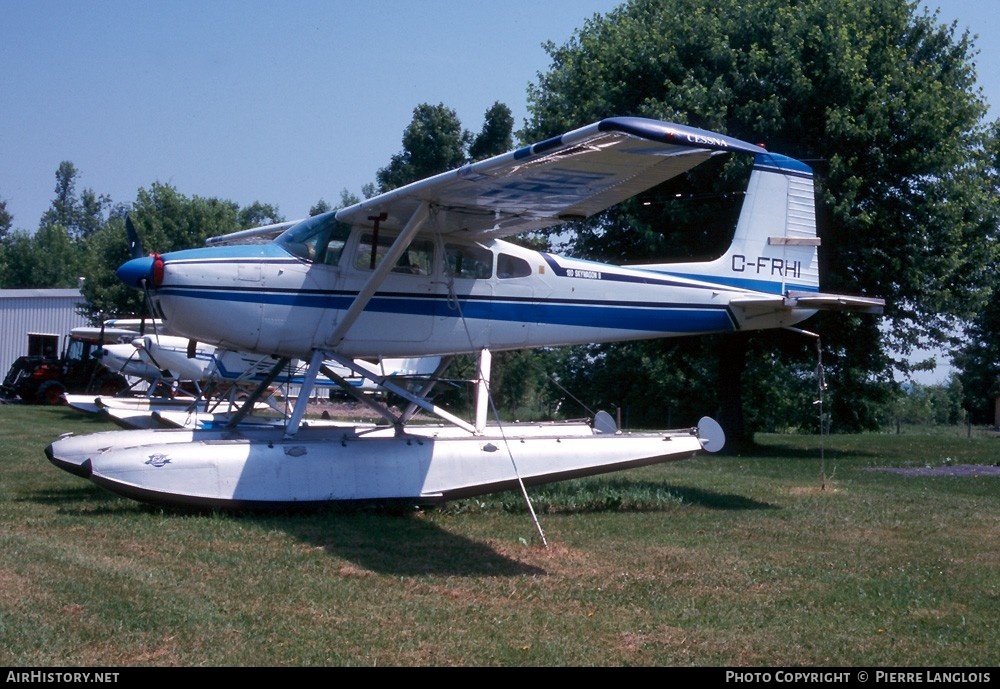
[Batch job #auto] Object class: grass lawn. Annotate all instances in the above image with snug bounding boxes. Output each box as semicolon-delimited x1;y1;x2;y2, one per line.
1;403;997;666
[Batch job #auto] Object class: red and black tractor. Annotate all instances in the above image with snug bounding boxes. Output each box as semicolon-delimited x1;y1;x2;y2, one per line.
1;331;129;405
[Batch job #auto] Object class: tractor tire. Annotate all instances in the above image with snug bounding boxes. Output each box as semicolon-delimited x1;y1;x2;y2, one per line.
96;374;129;397
35;380;67;405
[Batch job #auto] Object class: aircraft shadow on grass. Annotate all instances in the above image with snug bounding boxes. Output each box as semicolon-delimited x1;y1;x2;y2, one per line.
30;476;773;578
30;486;542;576
288;517;548;577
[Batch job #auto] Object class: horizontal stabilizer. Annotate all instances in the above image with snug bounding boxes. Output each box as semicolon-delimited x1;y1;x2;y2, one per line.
724;291;884;332
785;291;885;314
728;292;884;315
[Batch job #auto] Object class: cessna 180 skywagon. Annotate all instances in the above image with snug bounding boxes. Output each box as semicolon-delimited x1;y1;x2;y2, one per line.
46;116;883;510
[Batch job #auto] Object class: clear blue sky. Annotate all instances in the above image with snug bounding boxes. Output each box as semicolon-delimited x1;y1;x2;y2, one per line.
2;1;993;231
1;1;993;382
1;0;621;228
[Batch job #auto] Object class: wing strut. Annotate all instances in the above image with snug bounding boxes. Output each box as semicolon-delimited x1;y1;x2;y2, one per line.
323;351;477;434
325;201;430;348
475;348;491;434
398;355;455;424
226;356;291;429
318;359;407;425
283;351;324;437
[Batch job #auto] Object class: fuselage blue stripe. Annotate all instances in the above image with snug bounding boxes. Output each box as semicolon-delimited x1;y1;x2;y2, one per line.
540;254;817;295
655;271;819;295
159;286;736;333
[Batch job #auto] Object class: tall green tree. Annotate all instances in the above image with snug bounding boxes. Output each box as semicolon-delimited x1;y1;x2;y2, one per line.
1;161;113;290
38;161;111;240
39;161;79;232
469;102;515;162
0;198;11;282
522;0;997;443
0;231;35;287
953;306;1000;424
0;225;81;288
310;199;333;216
130;183;242;253
0;198;11;240
78;214;141;320
951;120;1000;424
237;202;283;229
377;102;517;191
376;103;472;192
76;188;112;240
30;223;81;287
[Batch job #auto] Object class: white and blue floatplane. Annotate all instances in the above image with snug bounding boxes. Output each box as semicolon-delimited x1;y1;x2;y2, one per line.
47;117;882;510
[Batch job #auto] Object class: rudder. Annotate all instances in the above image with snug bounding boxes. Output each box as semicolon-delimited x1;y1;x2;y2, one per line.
640;152;821;296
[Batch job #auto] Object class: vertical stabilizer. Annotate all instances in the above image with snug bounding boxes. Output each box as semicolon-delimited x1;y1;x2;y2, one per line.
640;152;821;295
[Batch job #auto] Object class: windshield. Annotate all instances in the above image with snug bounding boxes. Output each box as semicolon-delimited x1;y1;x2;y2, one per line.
275;212;352;265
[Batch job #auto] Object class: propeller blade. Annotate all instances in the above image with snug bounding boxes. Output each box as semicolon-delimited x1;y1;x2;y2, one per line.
125;214;144;259
122;214;162;343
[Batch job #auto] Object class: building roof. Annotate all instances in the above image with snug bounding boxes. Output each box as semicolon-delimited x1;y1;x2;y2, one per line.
0;288;84;299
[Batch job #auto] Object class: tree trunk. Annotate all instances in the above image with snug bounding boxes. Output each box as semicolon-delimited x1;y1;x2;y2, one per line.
717;333;752;454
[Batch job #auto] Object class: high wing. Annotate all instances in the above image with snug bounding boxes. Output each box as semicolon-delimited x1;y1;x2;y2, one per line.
335;117;766;239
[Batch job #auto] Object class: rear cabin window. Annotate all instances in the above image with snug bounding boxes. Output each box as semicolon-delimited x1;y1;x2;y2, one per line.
355;234;434;275
497;253;532;279
444;244;493;279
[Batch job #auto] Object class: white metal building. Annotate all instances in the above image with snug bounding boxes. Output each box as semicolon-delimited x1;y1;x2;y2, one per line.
0;288;89;379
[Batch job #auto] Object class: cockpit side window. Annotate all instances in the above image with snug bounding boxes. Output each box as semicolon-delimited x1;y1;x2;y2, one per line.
275;212;351;265
444;244;493;279
322;226;351;265
497;253;532;279
355;233;434;275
